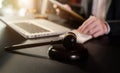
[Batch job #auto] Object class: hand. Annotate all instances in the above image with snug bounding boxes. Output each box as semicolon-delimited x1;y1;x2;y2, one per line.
53;4;73;19
77;16;108;38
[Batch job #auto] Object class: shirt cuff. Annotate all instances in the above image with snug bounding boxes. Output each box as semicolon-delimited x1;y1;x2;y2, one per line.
104;22;110;34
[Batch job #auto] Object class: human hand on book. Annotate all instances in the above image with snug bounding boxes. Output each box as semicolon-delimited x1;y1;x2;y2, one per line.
77;16;108;38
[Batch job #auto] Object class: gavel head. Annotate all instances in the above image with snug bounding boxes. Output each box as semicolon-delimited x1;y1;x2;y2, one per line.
62;32;77;50
48;32;88;63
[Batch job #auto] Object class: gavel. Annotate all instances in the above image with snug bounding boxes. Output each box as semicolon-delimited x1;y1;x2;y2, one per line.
5;31;88;63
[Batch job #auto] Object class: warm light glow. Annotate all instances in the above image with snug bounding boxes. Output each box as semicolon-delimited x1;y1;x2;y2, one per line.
17;0;37;15
0;0;3;8
40;0;48;15
2;5;15;15
18;8;27;16
17;0;35;9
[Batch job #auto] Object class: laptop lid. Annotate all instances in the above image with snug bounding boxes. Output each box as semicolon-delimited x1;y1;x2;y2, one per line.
5;19;71;39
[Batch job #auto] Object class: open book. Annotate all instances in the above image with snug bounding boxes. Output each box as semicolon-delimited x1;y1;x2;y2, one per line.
60;30;92;44
71;30;92;44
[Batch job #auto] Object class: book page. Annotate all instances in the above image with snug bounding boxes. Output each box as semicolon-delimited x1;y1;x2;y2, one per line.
59;30;92;44
70;30;92;44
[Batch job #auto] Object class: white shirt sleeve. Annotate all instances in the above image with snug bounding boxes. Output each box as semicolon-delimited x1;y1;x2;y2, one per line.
104;22;110;34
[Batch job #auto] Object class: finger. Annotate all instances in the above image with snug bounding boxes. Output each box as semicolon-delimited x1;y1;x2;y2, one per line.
78;16;93;30
88;25;100;35
92;30;104;38
79;16;96;29
81;21;97;34
78;19;97;34
53;4;58;9
63;4;72;11
56;8;60;15
78;16;96;32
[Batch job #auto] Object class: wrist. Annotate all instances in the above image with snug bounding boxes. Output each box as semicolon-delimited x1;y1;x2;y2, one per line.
104;22;110;34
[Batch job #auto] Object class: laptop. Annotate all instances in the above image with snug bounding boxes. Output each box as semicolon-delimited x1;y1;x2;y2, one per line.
3;19;71;39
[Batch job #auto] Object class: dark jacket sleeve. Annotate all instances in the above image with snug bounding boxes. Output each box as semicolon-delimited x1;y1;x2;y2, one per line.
106;0;120;36
107;21;120;36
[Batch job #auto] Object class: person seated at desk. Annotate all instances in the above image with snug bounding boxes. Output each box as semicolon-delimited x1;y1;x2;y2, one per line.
55;0;120;38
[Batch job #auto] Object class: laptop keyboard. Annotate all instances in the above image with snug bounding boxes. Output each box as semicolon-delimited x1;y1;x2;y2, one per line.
15;22;50;33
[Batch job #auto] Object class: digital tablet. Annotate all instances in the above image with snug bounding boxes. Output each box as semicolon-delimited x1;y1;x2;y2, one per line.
49;0;85;21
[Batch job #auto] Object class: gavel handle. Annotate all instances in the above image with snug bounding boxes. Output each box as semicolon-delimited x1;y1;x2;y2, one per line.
5;40;62;51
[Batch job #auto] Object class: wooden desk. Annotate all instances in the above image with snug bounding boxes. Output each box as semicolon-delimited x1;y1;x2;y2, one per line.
0;16;120;73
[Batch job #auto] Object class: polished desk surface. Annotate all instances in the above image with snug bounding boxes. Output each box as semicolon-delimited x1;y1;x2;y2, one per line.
0;16;120;73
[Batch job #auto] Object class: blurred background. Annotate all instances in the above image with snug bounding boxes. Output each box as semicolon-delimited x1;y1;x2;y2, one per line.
0;0;43;16
0;0;86;18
